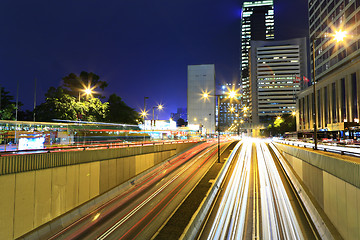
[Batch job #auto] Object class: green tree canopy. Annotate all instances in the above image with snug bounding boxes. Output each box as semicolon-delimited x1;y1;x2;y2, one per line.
35;87;109;122
264;114;296;136
105;94;140;124
35;87;78;121
62;71;108;99
35;73;139;124
0;86;18;120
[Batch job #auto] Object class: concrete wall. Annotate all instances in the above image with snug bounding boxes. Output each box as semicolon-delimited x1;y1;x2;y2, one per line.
0;142;196;239
274;143;360;240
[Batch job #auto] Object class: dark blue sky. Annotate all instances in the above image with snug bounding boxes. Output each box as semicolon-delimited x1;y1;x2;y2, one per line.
0;0;308;120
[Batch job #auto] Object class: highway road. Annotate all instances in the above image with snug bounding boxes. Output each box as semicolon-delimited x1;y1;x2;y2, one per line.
198;139;320;239
44;140;231;240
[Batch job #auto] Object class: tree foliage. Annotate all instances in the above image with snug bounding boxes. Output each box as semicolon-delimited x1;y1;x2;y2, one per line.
35;86;110;122
105;94;139;124
35;77;139;124
0;86;17;120
176;118;187;127
35;87;79;121
264;114;296;137
62;71;108;99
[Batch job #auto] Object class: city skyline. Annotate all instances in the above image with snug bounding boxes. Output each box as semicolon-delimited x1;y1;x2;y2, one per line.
0;0;308;120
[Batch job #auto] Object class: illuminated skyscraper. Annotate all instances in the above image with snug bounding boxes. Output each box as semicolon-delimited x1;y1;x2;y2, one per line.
249;38;308;125
297;1;360;139
241;0;274;105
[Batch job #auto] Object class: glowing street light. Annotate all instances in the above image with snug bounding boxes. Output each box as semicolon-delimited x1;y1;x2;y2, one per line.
200;88;239;163
78;86;95;102
84;88;92;95
141;110;148;118
152;104;164;127
312;28;346;150
228;90;237;99
334;29;347;42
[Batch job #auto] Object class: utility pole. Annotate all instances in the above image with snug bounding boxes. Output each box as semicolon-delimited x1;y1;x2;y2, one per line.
33;78;37;122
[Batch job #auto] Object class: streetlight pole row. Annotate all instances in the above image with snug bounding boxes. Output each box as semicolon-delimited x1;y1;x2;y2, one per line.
202;89;239;163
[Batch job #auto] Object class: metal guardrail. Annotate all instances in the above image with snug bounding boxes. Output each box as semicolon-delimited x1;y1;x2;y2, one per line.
275;140;360;158
181;141;242;239
0;140;203;176
0;140;202;157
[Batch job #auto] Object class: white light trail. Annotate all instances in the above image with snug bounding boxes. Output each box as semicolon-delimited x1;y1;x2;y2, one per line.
207;140;252;240
257;141;303;239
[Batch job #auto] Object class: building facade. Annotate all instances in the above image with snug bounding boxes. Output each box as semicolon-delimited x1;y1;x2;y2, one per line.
298;0;360;139
249;38;308;125
241;0;274;106
187;64;216;133
217;83;242;131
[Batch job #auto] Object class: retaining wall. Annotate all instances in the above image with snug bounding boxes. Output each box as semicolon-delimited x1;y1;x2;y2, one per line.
274;143;360;240
0;142;198;239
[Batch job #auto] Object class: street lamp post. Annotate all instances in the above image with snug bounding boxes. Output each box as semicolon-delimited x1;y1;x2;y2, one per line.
312;38;318;150
143;97;149;141
152;104;163;128
202;90;238;163
217;95;220;163
312;29;347;150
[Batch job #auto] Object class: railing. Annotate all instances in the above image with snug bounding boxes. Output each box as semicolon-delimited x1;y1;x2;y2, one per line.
274;139;360;158
0;140;206;175
0;139;205;157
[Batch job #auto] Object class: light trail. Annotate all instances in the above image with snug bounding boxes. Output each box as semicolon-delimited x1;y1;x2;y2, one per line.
204;139;310;239
50;142;216;240
95;143;221;239
207;140;252;240
256;140;303;239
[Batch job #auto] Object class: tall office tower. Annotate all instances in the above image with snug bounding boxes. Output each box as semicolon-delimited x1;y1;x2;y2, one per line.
241;0;274;107
249;38;308;125
187;64;216;133
297;1;360;139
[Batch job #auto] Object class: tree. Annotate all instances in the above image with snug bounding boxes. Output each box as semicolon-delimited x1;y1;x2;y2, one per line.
62;71;108;99
18;110;34;121
78;97;108;122
265;114;296;136
35;87;79;122
0;86;18;120
176;118;187;127
105;94;139;124
36;86;110;122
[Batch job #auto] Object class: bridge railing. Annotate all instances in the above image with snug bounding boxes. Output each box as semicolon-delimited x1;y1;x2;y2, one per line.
0;139;203;157
0;140;204;175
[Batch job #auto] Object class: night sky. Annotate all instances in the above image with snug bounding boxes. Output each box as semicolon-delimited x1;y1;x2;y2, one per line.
0;0;308;120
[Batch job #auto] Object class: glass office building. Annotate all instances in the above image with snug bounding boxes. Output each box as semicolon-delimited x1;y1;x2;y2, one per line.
298;0;360;140
241;0;274;106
